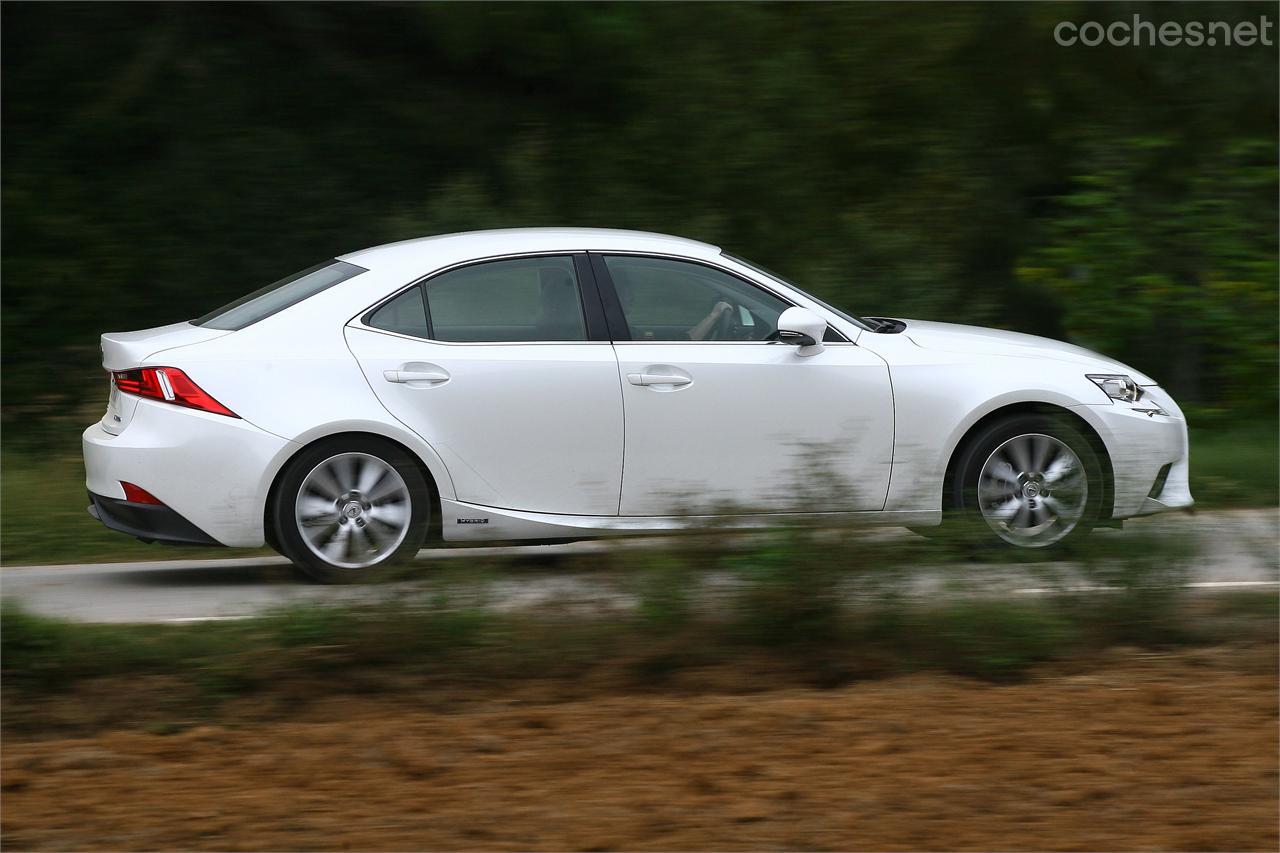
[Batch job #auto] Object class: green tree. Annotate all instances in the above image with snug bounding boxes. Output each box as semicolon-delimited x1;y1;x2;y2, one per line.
1;3;1275;439
1018;138;1278;416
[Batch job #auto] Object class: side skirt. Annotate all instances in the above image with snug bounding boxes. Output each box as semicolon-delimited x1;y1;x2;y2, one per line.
439;499;942;543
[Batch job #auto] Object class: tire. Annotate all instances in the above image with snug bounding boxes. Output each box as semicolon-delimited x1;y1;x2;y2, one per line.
950;413;1104;549
271;436;431;583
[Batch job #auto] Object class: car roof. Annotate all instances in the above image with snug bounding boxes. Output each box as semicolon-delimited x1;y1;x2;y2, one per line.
338;228;723;276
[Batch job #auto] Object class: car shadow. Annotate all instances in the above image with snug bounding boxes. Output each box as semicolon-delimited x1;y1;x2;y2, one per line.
109;563;301;588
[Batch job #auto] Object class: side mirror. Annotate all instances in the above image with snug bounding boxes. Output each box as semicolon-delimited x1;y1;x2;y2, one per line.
776;307;826;356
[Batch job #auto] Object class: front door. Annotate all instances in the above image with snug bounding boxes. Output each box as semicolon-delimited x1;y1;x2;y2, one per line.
345;254;623;516
598;254;893;516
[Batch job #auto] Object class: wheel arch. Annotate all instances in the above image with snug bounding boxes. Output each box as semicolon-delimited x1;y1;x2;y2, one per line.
941;401;1114;519
263;429;445;551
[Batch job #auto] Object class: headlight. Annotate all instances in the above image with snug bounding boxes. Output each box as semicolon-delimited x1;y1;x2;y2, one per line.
1086;374;1145;403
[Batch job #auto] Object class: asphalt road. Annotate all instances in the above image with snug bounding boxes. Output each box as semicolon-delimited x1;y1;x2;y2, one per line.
2;509;1276;624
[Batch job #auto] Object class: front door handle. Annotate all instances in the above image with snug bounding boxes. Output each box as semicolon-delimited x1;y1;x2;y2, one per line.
627;372;692;387
384;368;450;385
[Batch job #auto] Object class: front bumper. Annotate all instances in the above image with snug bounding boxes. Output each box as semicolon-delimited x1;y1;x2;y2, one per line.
1075;386;1193;520
83;398;297;547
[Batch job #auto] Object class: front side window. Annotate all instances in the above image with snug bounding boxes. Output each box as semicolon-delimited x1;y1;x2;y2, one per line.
420;256;587;343
604;255;791;342
194;260;367;331
722;252;870;334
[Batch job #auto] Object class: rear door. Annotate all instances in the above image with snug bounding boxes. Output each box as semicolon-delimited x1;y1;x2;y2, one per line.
345;254;624;516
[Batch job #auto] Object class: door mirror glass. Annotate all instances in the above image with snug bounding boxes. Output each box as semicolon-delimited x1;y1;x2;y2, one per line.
776;307;827;355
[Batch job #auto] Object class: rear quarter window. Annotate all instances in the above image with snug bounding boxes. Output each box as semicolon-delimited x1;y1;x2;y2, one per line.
367;285;429;338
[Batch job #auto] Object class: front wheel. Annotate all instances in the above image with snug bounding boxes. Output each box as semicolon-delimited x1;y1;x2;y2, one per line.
271;437;431;582
951;414;1104;549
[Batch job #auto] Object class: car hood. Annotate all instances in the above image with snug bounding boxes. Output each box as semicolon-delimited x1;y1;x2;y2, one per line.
894;319;1157;385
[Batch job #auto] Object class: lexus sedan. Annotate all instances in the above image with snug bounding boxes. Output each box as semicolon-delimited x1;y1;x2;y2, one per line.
84;228;1192;581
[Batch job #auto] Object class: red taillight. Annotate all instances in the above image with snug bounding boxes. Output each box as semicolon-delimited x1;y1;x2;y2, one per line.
120;481;163;504
112;368;164;399
111;367;238;418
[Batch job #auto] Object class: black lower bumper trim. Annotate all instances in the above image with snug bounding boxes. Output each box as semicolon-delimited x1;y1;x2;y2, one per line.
87;492;223;547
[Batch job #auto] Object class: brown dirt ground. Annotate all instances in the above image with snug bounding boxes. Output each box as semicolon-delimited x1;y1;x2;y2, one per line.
3;647;1277;852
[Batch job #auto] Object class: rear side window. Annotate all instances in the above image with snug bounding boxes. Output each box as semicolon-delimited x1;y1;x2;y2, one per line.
403;256;587;343
193;260;367;331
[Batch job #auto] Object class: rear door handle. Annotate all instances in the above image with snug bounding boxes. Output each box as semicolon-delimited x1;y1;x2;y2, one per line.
627;373;692;387
384;369;449;385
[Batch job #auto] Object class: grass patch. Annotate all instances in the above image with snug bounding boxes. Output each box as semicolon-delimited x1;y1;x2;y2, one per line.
1190;423;1279;508
910;599;1075;681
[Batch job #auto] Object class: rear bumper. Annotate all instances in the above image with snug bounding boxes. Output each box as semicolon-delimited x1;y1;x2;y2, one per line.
83;399;297;547
87;492;221;546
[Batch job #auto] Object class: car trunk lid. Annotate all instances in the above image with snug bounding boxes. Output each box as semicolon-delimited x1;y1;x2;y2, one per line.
99;322;232;434
100;322;230;371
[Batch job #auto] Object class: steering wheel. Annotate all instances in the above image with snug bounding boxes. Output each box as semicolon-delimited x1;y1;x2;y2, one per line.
712;304;737;341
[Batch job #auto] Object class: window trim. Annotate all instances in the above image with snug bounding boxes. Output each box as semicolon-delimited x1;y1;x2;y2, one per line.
354;251;611;345
588;251;852;345
352;248;854;346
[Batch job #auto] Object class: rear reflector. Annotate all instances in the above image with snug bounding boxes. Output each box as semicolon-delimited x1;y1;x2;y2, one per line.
120;482;163;505
111;367;238;418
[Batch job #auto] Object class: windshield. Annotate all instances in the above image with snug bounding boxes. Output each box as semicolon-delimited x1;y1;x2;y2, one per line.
192;260;367;331
721;252;872;332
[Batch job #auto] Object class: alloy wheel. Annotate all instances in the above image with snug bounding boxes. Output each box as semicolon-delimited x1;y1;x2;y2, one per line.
294;452;411;568
977;433;1088;548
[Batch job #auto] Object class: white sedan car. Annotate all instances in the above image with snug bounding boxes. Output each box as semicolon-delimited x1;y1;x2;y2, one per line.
83;229;1192;581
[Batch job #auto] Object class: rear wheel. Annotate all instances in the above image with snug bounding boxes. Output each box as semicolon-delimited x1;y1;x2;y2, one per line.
272;437;430;583
951;414;1103;549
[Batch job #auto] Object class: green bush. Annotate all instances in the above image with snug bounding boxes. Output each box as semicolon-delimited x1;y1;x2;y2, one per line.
1057;532;1193;646
633;554;699;634
725;526;846;647
1;600;248;689
5;515;1262;717
916;600;1075;682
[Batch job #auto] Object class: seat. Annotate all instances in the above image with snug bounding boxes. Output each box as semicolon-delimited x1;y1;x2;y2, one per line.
536;267;585;340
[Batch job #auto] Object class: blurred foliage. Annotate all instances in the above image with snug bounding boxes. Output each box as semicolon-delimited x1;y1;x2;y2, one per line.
1181;424;1279;506
1018;138;1278;416
8;521;1276;732
915;600;1074;682
724;526;849;646
2;2;1276;437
